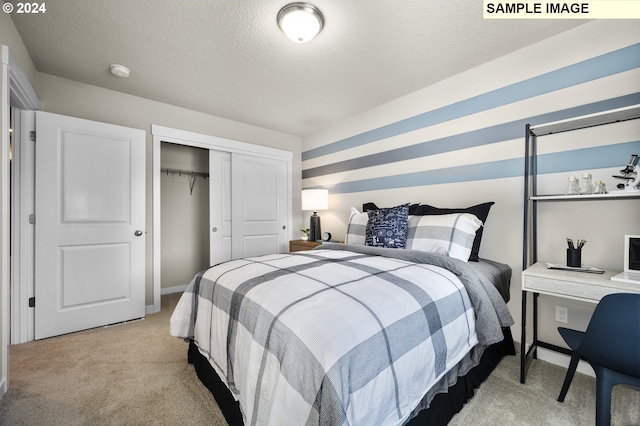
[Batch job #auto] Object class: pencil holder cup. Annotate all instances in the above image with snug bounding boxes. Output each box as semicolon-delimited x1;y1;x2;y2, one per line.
567;248;581;268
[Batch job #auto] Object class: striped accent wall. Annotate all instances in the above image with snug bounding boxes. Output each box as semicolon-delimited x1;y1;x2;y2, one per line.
300;20;640;347
302;42;640;194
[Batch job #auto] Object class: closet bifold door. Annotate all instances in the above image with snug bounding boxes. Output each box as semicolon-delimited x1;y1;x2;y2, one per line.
231;153;288;259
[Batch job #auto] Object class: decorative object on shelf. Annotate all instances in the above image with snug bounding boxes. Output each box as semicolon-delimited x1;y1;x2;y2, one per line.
277;3;324;43
565;175;580;195
580;172;595;195
566;238;585;268
300;228;310;241
301;189;328;242
322;232;332;242
594;180;608;194
613;154;640;192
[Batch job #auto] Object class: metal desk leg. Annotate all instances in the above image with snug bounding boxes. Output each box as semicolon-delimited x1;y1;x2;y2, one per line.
533;292;539;359
520;290;527;383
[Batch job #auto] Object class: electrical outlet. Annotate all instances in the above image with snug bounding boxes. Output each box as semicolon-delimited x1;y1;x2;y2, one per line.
556;306;568;323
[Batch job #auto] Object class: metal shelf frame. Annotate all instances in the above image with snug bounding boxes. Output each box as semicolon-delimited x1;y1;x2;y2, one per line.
520;104;640;384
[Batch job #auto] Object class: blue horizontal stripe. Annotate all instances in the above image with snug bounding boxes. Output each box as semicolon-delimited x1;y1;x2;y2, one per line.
302;43;640;162
303;94;640;179
537;142;640;175
323;141;640;194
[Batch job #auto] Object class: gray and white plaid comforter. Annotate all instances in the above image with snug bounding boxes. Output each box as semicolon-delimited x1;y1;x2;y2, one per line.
170;244;513;426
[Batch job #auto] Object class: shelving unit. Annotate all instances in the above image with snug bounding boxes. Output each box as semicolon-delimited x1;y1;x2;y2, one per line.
520;104;640;384
530;191;640;201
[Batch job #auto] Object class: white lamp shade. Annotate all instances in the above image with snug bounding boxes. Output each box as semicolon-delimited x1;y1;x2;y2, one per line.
301;189;328;211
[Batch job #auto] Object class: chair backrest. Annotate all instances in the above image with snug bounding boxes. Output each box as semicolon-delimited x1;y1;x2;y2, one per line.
577;293;640;378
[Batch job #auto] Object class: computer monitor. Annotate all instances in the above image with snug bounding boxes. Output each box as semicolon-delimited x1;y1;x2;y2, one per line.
611;235;640;284
627;235;640;272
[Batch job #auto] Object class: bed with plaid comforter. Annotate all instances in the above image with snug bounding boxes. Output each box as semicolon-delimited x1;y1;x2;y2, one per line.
170;244;513;426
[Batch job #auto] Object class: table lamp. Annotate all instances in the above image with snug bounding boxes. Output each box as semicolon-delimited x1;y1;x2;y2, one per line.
301;189;328;242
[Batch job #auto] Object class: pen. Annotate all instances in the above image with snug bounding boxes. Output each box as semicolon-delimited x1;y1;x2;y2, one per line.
566;238;574;250
577;239;586;249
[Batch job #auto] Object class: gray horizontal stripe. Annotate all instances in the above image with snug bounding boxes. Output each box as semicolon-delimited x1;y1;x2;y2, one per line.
303;94;640;179
324;140;640;194
302;44;640;161
410;225;474;247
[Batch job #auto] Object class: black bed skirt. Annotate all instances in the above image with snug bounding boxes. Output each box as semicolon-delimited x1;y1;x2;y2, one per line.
188;327;515;426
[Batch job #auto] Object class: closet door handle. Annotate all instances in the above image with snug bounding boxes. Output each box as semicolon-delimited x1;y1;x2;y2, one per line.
212;227;218;232
134;230;143;236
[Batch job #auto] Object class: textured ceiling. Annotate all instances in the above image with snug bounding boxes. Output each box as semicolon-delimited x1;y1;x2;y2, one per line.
11;1;587;136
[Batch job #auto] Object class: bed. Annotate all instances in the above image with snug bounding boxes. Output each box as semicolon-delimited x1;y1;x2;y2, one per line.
170;202;515;425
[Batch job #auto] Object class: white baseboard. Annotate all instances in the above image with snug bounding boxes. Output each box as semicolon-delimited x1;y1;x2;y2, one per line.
517;341;595;378
161;284;188;295
145;286;188;315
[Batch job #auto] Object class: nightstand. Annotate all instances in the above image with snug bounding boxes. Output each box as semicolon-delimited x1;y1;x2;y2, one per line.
289;240;321;252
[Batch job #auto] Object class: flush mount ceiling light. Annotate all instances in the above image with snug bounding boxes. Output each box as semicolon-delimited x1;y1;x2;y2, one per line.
109;64;130;78
277;3;324;43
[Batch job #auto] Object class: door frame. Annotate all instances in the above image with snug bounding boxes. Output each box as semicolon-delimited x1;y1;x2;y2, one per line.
151;125;293;313
1;45;40;396
10;108;35;344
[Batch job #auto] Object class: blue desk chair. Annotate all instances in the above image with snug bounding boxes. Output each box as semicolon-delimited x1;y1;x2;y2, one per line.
557;292;640;426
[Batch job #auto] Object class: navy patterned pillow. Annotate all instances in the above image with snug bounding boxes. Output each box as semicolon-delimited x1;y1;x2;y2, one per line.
365;203;410;248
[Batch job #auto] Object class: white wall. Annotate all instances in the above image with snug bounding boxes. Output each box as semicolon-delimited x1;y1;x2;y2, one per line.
160;143;209;293
301;20;640;353
35;73;302;305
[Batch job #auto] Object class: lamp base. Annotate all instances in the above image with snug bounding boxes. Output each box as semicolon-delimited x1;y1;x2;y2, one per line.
309;212;321;242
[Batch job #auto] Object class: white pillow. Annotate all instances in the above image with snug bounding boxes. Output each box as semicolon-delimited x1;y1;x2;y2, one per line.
405;213;482;262
344;207;368;245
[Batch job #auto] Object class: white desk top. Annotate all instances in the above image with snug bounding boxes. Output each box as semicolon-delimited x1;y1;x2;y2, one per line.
522;262;640;303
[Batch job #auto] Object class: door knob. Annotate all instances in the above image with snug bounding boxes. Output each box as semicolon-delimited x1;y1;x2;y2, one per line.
212;227;218;232
134;230;143;236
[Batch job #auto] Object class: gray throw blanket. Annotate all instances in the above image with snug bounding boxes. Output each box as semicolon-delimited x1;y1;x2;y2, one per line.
316;243;514;345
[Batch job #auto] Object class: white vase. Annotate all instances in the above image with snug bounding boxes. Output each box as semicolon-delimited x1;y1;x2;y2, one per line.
301;235;308;241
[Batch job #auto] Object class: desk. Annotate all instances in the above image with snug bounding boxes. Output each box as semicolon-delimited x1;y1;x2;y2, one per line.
520;262;640;383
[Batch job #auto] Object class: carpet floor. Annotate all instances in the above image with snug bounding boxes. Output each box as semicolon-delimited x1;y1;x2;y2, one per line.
1;293;638;425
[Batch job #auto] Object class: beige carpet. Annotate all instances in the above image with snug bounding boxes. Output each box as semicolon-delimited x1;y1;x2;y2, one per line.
0;293;638;425
449;348;640;426
0;293;226;425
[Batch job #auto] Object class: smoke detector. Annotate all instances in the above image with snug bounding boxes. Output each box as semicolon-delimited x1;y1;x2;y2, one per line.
109;64;130;78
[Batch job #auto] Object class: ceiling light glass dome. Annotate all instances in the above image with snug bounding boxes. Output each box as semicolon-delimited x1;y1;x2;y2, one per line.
277;3;324;43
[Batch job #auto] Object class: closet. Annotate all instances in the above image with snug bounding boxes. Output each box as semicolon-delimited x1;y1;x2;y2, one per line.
152;125;293;311
160;143;210;293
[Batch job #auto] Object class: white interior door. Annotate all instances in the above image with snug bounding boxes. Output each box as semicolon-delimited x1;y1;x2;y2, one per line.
231;153;288;258
35;111;146;340
209;150;231;265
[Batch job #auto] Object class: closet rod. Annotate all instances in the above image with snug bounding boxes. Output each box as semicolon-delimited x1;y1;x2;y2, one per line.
160;167;209;179
161;168;209;195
